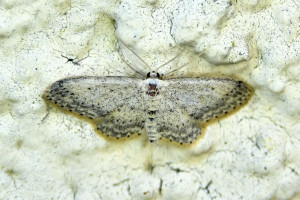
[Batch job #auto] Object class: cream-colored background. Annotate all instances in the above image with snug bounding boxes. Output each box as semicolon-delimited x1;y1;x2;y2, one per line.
0;0;299;199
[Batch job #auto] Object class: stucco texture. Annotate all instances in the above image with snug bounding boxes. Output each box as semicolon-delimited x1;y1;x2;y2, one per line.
0;0;299;199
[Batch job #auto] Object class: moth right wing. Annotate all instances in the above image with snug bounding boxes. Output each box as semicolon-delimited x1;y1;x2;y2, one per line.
163;77;252;121
43;76;146;138
156;77;252;144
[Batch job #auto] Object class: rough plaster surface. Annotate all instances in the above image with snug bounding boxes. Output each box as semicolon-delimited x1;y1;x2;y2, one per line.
0;0;299;199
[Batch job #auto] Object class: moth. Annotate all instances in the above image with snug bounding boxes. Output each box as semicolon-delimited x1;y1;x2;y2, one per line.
43;40;252;144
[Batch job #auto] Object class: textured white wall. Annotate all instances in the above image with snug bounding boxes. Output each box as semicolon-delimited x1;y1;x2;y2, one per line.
0;0;299;199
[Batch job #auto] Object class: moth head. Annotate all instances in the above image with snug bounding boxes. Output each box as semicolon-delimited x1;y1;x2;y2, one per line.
147;71;160;79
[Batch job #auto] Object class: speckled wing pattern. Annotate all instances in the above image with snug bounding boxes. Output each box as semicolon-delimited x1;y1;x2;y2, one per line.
44;76;252;144
155;78;252;144
44;76;146;138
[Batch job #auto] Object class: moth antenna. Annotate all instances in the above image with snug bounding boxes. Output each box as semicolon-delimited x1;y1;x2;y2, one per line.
115;45;145;79
118;38;152;72
155;48;184;72
163;63;189;77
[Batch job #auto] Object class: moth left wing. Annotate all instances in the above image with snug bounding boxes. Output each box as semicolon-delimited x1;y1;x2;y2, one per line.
43;76;146;138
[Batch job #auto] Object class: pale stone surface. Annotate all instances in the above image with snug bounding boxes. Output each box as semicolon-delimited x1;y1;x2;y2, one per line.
0;0;299;200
